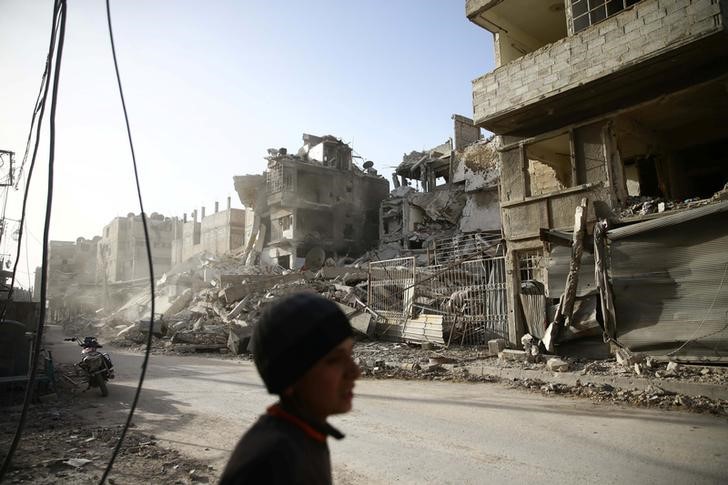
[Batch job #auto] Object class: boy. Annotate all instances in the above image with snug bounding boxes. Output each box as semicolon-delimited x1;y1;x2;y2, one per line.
220;292;360;485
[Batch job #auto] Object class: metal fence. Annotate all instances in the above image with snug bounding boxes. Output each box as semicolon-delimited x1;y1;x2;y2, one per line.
368;255;508;346
367;257;416;340
429;231;504;265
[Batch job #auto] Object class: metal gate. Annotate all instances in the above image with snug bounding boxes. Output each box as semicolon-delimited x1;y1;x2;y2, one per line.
367;257;415;339
368;255;508;345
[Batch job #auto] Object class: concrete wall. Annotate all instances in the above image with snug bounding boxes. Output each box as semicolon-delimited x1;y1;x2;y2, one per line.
200;208;246;256
459;190;501;233
266;160;389;257
472;0;727;130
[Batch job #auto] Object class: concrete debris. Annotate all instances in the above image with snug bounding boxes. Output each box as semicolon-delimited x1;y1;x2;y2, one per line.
499;349;527;362
546;357;570;372
521;334;541;362
618;183;728;219
615;348;643;368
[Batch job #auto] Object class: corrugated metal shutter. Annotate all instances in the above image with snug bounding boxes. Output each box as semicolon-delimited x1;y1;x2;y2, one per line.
608;206;728;361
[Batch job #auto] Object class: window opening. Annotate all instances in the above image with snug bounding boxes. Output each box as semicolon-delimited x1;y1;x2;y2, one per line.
518;250;542;283
572;0;641;33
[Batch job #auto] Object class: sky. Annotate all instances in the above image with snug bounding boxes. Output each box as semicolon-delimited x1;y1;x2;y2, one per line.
0;0;494;288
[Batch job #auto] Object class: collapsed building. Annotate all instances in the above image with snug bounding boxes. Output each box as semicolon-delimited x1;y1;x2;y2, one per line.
381;115;501;249
233;134;390;269
466;0;728;361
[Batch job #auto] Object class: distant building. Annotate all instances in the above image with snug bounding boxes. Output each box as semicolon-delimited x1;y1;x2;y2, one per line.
97;213;179;283
171;197;248;265
234;134;389;269
42;237;101;319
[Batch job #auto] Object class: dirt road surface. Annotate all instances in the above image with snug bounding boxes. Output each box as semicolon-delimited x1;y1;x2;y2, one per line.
47;326;728;484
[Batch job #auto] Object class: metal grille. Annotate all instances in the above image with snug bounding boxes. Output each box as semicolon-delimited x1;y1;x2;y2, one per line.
571;0;641;33
266;167;292;194
430;231;503;265
367;257;415;340
420;257;508;345
368;255;508;346
518;250;542;283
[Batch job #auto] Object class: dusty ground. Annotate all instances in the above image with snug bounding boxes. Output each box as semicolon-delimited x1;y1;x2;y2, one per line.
5;328;727;484
0;387;214;484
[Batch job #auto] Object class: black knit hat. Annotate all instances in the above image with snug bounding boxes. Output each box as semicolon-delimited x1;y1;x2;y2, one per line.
253;291;353;394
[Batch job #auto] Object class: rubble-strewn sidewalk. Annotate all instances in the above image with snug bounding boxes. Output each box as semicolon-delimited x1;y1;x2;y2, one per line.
0;392;214;485
352;342;728;417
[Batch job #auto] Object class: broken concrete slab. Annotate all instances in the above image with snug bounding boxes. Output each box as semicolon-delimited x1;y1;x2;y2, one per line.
163;289;193;319
499;349;526;361
547;357;570;372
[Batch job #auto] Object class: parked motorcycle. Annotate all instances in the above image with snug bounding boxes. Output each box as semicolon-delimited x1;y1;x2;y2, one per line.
64;336;114;397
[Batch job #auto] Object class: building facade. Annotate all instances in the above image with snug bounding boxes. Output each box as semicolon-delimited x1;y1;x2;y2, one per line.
467;0;728;347
98;213;179;283
171;198;248;265
234;134;390;269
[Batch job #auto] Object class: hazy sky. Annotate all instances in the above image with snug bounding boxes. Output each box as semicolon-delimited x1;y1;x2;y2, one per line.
0;0;494;288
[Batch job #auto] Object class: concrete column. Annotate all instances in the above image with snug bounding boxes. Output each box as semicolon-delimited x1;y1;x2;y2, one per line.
183;213;187;223
193;210;197;223
201;206;206;219
215;201;219;213
227;196;231;210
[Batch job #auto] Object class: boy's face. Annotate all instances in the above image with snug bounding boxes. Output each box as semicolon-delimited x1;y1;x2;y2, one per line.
287;337;360;421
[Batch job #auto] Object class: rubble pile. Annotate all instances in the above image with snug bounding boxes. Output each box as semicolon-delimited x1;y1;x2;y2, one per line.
511;378;728;416
0;398;213;484
618;182;728;218
578;357;728;386
67;250;381;354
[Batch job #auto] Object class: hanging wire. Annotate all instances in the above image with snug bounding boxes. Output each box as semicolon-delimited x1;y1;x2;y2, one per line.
99;0;156;481
0;0;66;479
0;2;64;323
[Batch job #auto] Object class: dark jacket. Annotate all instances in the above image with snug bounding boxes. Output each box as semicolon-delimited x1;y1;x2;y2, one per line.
219;403;344;485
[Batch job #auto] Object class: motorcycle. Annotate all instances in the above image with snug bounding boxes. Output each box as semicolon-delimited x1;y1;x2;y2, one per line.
64;336;114;397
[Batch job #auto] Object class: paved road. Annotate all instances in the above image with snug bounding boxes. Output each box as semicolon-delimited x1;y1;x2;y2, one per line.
47;326;728;484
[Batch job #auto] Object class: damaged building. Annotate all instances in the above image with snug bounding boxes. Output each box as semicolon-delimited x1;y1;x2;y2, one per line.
97;212;178;284
33;238;100;320
466;0;728;360
170;198;248;265
381;114;501;249
233;134;389;269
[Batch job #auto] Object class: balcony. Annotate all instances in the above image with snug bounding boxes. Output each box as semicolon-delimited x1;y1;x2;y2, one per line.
470;0;728;136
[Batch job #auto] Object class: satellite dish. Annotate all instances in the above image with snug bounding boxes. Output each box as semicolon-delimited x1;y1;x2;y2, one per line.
363;161;374;169
304;247;326;271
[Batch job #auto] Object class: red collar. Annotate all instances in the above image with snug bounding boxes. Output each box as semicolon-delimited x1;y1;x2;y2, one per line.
267;404;327;443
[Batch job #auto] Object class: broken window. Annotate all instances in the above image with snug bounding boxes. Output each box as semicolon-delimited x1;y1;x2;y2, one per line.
614;78;728;204
571;0;641;33
518;250;542;283
277;254;291;269
526;132;572;197
271;214;293;241
266;167;292;193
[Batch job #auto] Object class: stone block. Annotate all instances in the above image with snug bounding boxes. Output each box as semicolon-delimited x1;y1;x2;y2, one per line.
498;349;526;361
488;338;507;355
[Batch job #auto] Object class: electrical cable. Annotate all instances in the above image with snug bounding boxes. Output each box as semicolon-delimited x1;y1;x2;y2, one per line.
99;0;156;482
0;2;63;323
0;0;65;480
